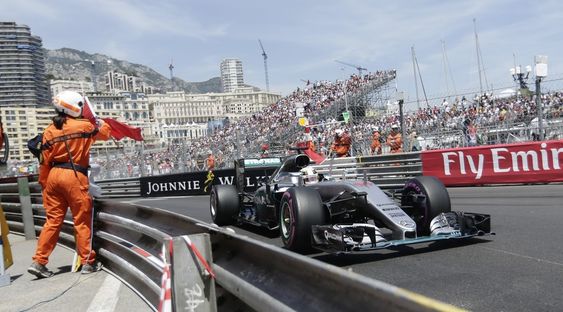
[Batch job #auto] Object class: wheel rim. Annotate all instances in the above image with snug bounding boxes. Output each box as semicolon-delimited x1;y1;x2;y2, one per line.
280;202;291;239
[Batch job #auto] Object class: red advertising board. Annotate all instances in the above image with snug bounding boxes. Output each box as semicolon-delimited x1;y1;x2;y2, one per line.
421;140;563;186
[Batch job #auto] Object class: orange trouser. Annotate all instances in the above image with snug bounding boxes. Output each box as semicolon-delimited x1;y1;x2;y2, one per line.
33;167;95;265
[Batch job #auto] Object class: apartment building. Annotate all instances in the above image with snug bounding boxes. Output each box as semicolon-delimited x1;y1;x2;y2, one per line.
220;58;244;92
106;70;156;94
1;106;52;161
50;79;94;97
0;22;49;107
211;87;281;121
147;88;280;144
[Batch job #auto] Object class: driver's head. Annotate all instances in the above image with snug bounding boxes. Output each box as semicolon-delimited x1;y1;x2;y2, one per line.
300;167;318;184
335;129;343;137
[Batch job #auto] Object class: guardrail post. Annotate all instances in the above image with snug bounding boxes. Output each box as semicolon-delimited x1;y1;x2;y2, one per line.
1;203;13;287
17;176;36;240
171;234;216;312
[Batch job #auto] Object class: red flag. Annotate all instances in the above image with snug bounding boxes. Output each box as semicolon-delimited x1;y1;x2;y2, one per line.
82;96;97;124
82;96;143;141
102;118;144;141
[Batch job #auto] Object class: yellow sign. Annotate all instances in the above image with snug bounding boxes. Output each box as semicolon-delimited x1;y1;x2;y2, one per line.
298;117;308;127
0;204;13;270
204;170;215;193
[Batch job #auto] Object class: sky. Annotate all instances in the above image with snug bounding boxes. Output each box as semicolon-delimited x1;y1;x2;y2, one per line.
2;0;563;107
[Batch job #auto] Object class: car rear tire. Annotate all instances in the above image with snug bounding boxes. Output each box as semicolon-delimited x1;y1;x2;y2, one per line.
210;185;240;226
279;187;326;253
401;176;451;235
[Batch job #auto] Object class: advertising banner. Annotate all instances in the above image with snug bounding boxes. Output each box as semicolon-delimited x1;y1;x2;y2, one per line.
421;140;563;186
140;166;278;197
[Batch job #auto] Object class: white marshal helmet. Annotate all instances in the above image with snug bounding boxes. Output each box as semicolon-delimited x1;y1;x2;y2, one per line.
300;167;318;184
53;90;84;118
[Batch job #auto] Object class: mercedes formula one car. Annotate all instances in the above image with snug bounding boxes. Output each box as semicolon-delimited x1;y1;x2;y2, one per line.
210;154;491;253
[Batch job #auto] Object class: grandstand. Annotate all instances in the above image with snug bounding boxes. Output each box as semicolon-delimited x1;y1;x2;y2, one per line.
3;69;560;180
88;70;560;179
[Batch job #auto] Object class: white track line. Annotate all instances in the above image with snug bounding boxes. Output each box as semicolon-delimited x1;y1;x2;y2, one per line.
86;275;122;312
479;246;563;267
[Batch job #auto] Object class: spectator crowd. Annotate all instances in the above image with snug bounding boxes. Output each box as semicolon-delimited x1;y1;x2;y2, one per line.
2;70;561;179
94;74;561;179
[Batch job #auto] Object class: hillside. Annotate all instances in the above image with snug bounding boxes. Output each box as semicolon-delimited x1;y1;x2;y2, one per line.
45;48;222;93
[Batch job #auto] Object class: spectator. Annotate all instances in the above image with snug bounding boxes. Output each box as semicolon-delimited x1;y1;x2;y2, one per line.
205;151;215;171
409;131;421;151
330;129;352;157
386;124;403;153
51;70;560;181
467;120;478;146
370;127;382;155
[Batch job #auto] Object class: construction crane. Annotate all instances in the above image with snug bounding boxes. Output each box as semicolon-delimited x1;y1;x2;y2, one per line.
335;60;367;76
258;39;270;92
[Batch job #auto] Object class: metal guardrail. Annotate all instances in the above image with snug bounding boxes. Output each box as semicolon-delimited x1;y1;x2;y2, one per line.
1;175;459;312
96;177;141;198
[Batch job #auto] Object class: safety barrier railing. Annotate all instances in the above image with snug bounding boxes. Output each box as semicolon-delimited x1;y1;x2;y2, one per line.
95;177;141;198
1;175;460;311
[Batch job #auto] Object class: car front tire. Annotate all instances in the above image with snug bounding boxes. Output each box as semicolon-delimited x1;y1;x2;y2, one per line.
279;187;326;252
401;176;451;235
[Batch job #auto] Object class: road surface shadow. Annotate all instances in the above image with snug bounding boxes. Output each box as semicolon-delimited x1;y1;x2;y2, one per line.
233;223;280;239
312;237;493;267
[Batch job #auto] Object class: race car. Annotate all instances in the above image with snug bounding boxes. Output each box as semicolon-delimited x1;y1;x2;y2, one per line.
210;154;491;253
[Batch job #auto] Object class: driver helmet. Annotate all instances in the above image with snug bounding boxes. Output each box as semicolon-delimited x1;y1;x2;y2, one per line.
335;129;343;136
300;167;318;184
53;90;84;118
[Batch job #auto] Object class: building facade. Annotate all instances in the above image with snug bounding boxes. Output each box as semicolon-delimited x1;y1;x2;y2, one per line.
87;91;154;152
220;58;244;92
0;22;49;107
50;79;94;97
1;106;52;162
148;91;221;143
105;70;156;94
214;87;281;120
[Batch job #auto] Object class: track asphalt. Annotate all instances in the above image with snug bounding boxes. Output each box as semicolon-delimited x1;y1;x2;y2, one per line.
0;234;152;312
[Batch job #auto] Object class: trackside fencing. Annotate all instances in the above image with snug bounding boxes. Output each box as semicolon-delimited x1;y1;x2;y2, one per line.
48;139;563;198
96;152;424;198
0;175;462;312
